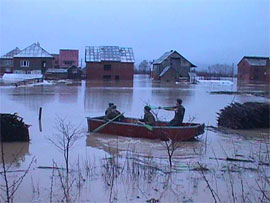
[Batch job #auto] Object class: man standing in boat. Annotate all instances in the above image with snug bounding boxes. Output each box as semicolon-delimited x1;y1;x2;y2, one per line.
161;99;185;126
140;106;156;126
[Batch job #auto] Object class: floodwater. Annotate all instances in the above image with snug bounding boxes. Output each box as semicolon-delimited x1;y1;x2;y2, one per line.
0;75;269;202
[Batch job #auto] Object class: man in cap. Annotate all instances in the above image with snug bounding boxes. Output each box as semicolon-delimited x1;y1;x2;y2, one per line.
105;105;125;122
105;103;114;117
140;106;156;126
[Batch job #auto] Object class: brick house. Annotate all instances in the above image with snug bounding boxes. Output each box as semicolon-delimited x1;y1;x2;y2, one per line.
52;54;60;68
237;56;270;86
152;50;196;82
0;47;21;74
85;46;134;81
13;42;53;74
52;49;79;69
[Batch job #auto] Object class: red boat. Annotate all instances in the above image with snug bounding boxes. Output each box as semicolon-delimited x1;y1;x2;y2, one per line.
87;116;205;141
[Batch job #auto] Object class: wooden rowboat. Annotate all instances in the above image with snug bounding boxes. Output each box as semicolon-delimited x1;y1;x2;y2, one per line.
87;116;205;141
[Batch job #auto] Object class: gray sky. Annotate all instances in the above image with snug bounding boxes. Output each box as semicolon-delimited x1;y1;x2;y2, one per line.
0;0;269;68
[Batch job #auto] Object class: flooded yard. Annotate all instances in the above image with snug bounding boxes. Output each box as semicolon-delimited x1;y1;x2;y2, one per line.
0;75;269;202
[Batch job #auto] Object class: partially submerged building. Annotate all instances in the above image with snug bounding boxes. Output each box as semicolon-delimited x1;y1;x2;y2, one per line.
152;50;196;82
237;56;270;86
45;66;81;80
85;46;134;80
0;47;21;74
13;42;53;74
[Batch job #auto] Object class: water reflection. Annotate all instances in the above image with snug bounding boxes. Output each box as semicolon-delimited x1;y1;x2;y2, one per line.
9;86;56;111
57;82;81;103
0;142;29;165
84;80;134;115
86;132;202;160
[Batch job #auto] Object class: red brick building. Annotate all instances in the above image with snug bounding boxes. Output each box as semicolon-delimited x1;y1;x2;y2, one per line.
52;49;79;68
13;42;53;74
0;47;21;74
237;56;270;86
85;46;134;81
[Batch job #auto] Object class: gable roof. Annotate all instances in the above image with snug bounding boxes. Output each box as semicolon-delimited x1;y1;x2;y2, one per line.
238;56;270;66
85;46;135;63
1;47;21;59
14;42;53;58
153;50;196;67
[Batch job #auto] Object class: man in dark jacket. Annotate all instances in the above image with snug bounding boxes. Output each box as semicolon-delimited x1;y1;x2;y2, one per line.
105;103;114;116
105;105;125;122
140;106;156;126
167;99;185;126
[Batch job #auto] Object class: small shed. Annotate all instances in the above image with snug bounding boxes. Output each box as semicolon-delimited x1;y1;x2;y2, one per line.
152;50;196;82
67;66;82;79
45;68;68;80
237;56;270;86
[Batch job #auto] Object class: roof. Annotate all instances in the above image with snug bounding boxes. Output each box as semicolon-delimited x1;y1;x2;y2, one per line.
153;51;173;64
85;46;135;63
239;56;270;66
46;68;67;73
153;50;196;67
159;66;171;77
1;47;21;59
14;42;53;58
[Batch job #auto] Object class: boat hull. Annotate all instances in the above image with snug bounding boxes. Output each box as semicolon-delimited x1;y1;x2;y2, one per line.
87;116;205;141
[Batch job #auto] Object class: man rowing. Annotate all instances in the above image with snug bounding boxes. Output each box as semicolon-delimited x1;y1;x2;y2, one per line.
139;105;156;126
105;105;125;122
105;103;114;116
160;99;185;126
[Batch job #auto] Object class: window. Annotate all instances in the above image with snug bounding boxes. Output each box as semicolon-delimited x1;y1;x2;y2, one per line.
104;64;112;71
103;75;111;80
20;60;29;67
4;60;12;66
42;61;46;68
14;70;25;74
115;75;119;80
64;61;74;65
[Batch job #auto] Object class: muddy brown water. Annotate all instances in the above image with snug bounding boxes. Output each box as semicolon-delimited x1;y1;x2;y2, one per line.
0;75;269;202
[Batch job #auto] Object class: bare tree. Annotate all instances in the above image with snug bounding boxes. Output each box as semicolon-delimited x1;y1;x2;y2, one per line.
0;141;35;203
48;117;83;202
162;138;180;168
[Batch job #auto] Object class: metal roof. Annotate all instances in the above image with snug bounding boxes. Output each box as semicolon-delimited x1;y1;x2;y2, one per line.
159;66;171;77
14;42;53;58
244;56;269;66
153;50;196;67
153;51;173;64
46;68;68;73
85;46;135;63
1;47;21;59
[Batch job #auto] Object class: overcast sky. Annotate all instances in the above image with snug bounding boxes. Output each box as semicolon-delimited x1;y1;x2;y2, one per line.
0;0;269;68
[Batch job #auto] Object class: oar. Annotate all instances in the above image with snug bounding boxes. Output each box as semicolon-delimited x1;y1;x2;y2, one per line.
149;105;176;111
93;112;124;133
137;120;153;131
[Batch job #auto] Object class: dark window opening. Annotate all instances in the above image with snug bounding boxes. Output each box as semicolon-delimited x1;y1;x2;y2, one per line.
104;64;112;71
115;75;119;80
64;61;74;65
103;75;111;80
